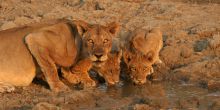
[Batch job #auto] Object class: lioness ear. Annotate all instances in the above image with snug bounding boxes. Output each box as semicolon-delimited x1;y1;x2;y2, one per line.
144;51;155;63
116;49;123;62
117;49;122;58
123;50;131;65
74;20;90;36
107;22;120;36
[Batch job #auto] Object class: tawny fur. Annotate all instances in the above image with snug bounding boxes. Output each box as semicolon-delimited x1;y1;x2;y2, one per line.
0;19;120;93
92;50;122;85
122;28;163;84
61;58;95;87
62;50;122;86
0;19;64;93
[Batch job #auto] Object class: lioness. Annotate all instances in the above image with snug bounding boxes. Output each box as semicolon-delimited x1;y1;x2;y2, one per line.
122;28;163;84
0;19;120;92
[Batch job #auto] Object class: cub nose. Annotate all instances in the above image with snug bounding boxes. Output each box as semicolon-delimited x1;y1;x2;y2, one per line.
95;53;103;59
135;79;145;84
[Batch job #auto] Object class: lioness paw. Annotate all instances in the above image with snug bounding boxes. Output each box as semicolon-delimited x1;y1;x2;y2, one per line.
81;78;96;88
0;82;15;93
61;68;80;84
52;81;70;93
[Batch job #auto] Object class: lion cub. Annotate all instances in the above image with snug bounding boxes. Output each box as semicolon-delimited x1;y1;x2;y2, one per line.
122;28;163;84
92;50;122;85
62;50;122;86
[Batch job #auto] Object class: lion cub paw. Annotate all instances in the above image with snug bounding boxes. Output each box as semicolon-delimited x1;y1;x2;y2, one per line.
0;82;15;93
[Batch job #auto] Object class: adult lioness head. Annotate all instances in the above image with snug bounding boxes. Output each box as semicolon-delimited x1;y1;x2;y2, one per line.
75;20;120;67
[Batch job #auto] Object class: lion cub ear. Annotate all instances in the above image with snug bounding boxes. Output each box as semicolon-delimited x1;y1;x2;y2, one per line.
74;20;90;36
107;22;120;36
132;36;146;53
132;30;149;54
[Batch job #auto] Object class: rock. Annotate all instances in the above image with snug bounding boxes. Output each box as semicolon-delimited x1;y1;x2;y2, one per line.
0;82;15;93
194;52;203;56
177;97;199;109
162;34;168;43
187;28;197;35
180;46;193;58
32;102;60;110
133;104;152;110
209;34;220;49
193;39;208;52
50;97;65;104
63;0;80;7
43;13;60;20
1;21;17;30
160;46;181;67
208;80;220;92
209;101;220;110
0;22;3;27
36;10;45;17
164;37;176;46
175;30;188;40
95;2;105;10
32;16;42;23
14;16;33;26
21;0;32;3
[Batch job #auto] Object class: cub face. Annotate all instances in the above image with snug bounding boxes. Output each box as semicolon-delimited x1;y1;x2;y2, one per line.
122;28;162;85
93;50;122;85
123;51;154;84
101;50;122;85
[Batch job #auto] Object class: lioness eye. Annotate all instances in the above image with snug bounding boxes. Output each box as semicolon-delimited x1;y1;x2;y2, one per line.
87;39;94;45
103;39;109;44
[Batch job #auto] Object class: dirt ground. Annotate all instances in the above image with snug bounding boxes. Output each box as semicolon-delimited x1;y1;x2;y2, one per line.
0;0;220;110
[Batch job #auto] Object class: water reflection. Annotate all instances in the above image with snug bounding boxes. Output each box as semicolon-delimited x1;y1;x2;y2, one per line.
96;81;220;109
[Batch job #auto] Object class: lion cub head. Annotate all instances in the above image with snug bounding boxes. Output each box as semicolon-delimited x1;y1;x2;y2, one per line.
92;50;122;85
123;51;154;84
75;20;120;67
122;28;162;84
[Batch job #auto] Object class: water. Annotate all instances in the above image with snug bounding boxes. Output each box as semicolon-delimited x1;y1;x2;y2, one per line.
169;0;220;4
97;81;220;109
